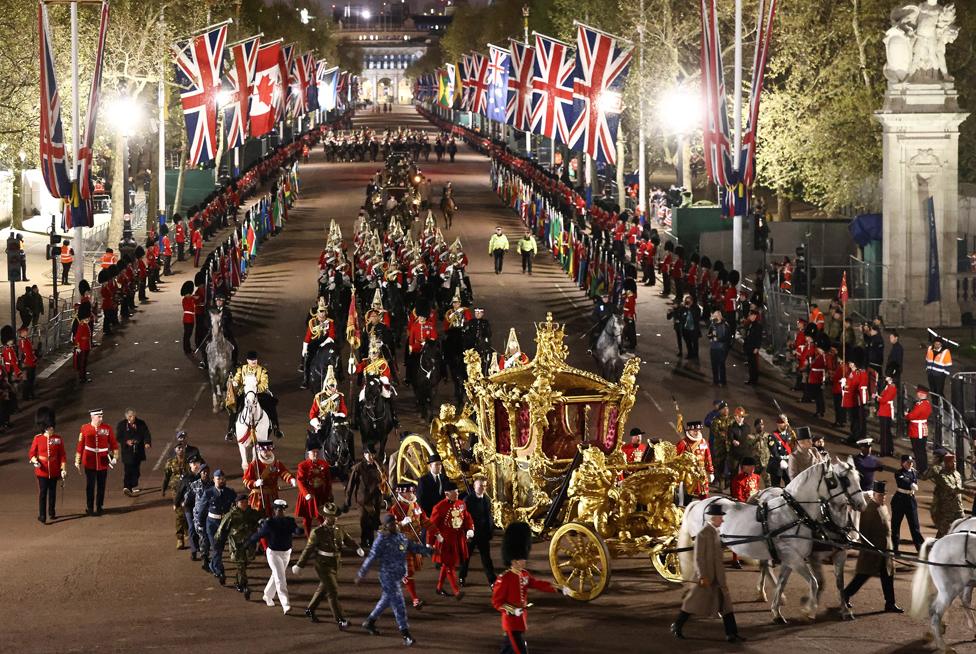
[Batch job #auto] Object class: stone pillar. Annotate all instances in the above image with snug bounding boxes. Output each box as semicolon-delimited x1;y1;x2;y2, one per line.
874;83;968;327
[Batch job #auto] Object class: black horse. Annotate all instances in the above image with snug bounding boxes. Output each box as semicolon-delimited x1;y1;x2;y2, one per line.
307;340;339;391
442;327;468;409
308;419;355;481
355;376;396;460
411;339;444;421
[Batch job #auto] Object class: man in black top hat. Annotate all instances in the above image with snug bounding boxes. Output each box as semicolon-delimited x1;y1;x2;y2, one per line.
843;481;902;614
417;451;450;517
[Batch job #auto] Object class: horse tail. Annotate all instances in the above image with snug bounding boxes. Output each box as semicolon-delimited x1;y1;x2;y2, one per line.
910;537;938;620
678;501;699;582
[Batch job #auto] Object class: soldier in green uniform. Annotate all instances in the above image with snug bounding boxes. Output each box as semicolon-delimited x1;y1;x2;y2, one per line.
291;502;364;627
922;449;965;537
161;442;189;549
750;418;771;487
213;493;263;600
709;405;734;490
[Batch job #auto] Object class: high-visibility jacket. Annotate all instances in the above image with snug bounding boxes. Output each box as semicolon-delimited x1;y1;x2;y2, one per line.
925;346;952;378
60;244;74;265
100;252;116;270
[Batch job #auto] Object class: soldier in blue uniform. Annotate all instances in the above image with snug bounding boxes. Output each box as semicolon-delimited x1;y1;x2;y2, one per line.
852;438;883;493
891;454;924;555
184;463;213;567
356;514;433;647
201;469;237;584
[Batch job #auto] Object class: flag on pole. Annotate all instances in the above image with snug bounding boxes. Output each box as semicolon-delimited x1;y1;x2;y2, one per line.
925;196;941;304
699;0;733;189
282;44;296;114
740;0;778;188
346;289;361;351
225;35;260;149
288;49;309;116
529;33;577;144
839;271;848;305
486;45;509;123
172;23;229;166
506;39;534;131
459;54;473;111
567;22;633;165
38;0;71;199
305;52;319;112
317;63;339;112
336;71;348;111
468;52;491;116
76;0;110;202
249;41;284;137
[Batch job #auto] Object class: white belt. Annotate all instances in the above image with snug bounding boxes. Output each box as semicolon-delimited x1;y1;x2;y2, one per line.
316;550;337;557
183;311;194;315
810;369;824;373
896;488;916;496
911;420;927;424
207;512;224;520
84;446;108;453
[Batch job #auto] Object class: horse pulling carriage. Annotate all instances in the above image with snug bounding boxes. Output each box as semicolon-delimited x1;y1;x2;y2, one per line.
392;314;706;600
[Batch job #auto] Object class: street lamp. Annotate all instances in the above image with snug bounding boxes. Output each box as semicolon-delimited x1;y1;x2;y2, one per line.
107;95;143;214
657;84;700;190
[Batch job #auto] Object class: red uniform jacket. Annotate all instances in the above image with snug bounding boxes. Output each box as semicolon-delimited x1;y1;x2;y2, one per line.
722;286;736;313
295;459;333;520
877;383;897;419
73;321;92;352
18;336;36;368
498;352;530;369
1;344;20;377
906;398;932;439
427;497;474;568
612;221;626;243
355;358;392;379
193;286;207;317
181;296;195;325
831;361;848;396
491;569;557;633
304;319;336;344
308;391;348;420
660;253;672;276
730;471;761;502
626;224;641;245
29;433;67;478
408;321;438;354
191;228;203;251
175;223;186;244
161;235;172;257
841;369;860;409
243;458;294;515
100;280;116;311
622;293;636;319
637;240;655;264
675;437;713;496
76;423;119;471
807;353;826;385
621;442;648;464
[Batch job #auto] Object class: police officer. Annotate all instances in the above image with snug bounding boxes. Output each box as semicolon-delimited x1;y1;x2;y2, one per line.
201;469;237;583
891;454;924;556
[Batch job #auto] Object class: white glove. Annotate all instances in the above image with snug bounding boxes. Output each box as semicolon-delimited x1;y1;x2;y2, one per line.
310;418;322;431
709;474;714;483
379;375;390;385
839;377;847;388
61;469;67;480
290;478;297;487
780;459;789;471
562;586;572;596
911;483;919;492
74;462;81;472
253;479;264;488
108;457;117;467
466;529;475;539
401;516;412;526
31;460;40;468
436;534;444;543
513;608;524;616
304;493;312;501
324;337;334;344
291;565;302;575
302;342;308;357
347;356;356;376
356;547;365;557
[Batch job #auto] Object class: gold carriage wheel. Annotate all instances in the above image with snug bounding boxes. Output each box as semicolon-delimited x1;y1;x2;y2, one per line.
548;522;611;601
395;434;434;486
651;537;682;584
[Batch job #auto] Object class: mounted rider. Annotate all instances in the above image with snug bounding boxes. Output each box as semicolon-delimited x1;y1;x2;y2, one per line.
443;287;472;332
302;298;337;390
355;335;395;402
308;365;348;447
226;351;283;439
462;307;492;373
406;303;438;384
496;328;529;371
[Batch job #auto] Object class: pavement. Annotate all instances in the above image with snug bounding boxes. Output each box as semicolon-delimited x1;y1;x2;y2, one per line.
0;105;969;653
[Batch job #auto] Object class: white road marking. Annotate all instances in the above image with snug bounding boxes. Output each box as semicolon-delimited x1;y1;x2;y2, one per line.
37;351;74;379
152;382;208;471
642;390;662;413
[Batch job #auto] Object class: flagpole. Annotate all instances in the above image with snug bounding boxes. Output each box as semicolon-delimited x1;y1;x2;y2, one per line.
731;0;743;281
71;0;84;285
522;5;531;158
158;8;166;228
637;0;646;217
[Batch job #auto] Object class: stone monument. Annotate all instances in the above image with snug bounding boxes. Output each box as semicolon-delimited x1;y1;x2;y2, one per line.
875;0;968;327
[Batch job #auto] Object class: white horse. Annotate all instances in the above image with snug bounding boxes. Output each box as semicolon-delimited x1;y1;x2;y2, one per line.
911;518;976;653
678;458;867;624
234;374;272;470
592;314;634;381
206;311;233;413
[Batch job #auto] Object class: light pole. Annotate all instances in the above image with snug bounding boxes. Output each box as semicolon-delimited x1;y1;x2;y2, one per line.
658;83;700;193
522;5;531;157
107;94;142;221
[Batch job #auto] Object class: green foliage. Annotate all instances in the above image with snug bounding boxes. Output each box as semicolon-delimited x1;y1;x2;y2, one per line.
440;0;554;63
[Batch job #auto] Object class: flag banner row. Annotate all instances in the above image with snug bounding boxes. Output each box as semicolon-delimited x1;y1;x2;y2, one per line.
172;24;358;167
423;22;633;165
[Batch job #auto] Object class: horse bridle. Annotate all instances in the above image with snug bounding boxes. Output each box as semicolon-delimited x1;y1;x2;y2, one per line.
818;463;866;509
239;390;265;426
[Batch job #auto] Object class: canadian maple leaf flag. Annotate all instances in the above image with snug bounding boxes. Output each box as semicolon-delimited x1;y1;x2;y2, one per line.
250;42;283;138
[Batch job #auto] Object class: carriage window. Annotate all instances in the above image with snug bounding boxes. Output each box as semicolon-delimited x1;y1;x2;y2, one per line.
541;402;616;458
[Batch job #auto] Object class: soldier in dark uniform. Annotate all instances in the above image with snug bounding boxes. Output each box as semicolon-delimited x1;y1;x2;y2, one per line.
852;438;883;494
292;502;363;627
766;427;791;488
891;454;924;555
214;493;263;600
184;463;213;563
463;307;493;374
175;456;204;559
201;469;237;583
175;430;201;462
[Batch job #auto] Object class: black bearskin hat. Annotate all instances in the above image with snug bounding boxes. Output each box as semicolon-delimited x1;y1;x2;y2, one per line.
35;406;56;430
728;270;740;287
180;280;195;296
502;522;533;567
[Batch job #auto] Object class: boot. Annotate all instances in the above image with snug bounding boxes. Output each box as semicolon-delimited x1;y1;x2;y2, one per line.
305;608;320;622
243;586;251;601
670;623;685;640
362;618;379;635
401;629;415;647
337;618;349;630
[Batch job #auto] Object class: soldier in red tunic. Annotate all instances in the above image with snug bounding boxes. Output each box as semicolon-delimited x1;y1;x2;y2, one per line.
427;481;474;599
0;325;20;380
18;325;37;400
75;408;119;516
491;522;568;654
729;457;761;568
73;303;93;383
389;481;429;608
243;441;297;515
28;407;65;523
406;309;438;383
295;448;333;536
905;385;933;473
675;420;713;500
180;280;195;356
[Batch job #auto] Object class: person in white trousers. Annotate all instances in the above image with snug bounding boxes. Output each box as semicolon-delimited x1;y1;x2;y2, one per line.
248;498;298;614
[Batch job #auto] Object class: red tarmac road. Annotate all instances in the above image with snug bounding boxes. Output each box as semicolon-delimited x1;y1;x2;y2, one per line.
0;106;964;652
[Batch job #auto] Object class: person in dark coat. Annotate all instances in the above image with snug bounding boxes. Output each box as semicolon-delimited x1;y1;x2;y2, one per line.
459;474;496;586
842;481;902;614
416;452;450;517
117;408;152;495
743;310;763;384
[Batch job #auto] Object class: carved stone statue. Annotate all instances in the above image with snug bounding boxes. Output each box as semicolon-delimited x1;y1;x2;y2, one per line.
884;0;958;84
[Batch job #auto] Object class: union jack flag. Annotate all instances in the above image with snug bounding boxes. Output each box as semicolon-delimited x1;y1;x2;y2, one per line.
282;44;296;113
700;0;733;189
76;0;109;202
567;23;633;165
468;52;491;116
305;52;319;111
38;1;71;199
486;45;509;123
172;23;229;167
530;33;577;145
506;40;534;131
741;0;778;188
224;35;260;150
459;54;473;111
288;48;309;117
